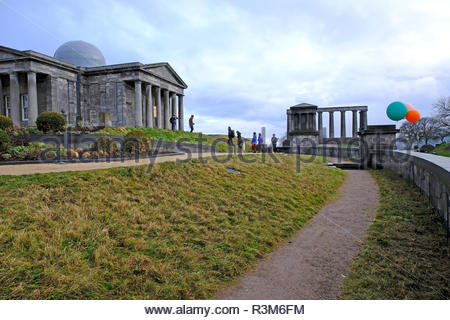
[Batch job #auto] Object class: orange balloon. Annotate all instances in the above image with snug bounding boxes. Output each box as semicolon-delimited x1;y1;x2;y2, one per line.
405;103;414;111
405;109;420;122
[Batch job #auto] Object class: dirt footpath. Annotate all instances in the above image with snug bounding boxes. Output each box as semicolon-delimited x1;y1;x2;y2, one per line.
216;170;379;300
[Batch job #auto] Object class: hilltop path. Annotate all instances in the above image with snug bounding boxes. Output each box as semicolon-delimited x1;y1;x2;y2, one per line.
216;170;379;299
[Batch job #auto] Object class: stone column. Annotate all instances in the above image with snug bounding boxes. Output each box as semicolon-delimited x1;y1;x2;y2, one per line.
27;72;38;126
340;110;346;138
359;110;367;131
286;112;291;134
318;111;323;138
9;72;20;125
163;89;170;129
329;111;334;138
0;76;3;115
170;92;177;130
178;94;184;131
155;86;162;129
134;80;143;127
145;84;153;128
352;110;358;137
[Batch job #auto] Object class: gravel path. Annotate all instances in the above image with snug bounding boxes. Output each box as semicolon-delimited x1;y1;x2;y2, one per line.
0;152;221;175
216;170;379;300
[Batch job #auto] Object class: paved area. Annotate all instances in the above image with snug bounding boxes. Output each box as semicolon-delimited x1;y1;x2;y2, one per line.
216;170;379;300
0;152;223;175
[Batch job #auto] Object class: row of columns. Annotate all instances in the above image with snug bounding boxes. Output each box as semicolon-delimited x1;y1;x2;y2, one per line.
134;80;184;130
317;110;367;139
0;71;38;126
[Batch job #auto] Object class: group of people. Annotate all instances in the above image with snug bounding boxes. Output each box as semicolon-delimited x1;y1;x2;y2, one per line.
169;114;195;132
227;127;278;153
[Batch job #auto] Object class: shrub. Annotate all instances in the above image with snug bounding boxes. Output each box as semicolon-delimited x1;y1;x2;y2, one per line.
36;111;66;133
0;115;13;130
419;144;434;153
92;136;118;157
82;152;91;159
45;150;57;160
75;147;84;154
7;128;31;147
66;149;79;159
0;129;11;153
1;153;11;160
124;130;151;155
10;145;41;160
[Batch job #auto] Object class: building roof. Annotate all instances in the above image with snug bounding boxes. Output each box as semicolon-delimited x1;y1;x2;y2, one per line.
54;40;106;67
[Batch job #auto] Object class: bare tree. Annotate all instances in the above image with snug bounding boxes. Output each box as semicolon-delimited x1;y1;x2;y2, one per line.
433;96;450;128
399;121;421;146
416;117;439;145
435;126;450;143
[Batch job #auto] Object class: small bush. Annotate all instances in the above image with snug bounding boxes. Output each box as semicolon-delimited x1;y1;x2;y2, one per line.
66;149;79;159
1;153;11;160
0;115;13;130
124;130;151;155
92;136;118;157
419;144;434;153
10;145;41;160
45;150;57;160
82;152;91;159
0;129;11;153
36;111;66;133
7;128;31;147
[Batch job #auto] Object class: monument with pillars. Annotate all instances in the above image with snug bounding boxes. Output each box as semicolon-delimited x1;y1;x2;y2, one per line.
284;102;368;146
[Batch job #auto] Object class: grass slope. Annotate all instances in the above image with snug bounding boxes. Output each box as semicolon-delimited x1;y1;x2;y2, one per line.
340;170;449;299
94;127;231;152
433;142;450;157
0;154;346;299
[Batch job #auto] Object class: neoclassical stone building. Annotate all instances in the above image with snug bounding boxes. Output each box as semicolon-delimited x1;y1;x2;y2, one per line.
0;41;187;130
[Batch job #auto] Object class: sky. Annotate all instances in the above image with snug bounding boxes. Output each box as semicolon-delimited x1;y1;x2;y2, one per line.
1;0;450;138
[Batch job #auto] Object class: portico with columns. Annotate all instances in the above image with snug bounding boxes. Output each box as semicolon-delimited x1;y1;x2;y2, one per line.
0;44;187;130
285;103;368;146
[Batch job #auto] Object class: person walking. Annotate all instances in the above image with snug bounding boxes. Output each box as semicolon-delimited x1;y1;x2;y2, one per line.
189;115;195;132
271;134;278;153
251;132;257;153
257;133;263;152
170;115;178;130
236;131;243;151
227;126;235;146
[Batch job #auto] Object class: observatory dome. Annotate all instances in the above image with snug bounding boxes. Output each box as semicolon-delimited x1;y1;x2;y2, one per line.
54;40;106;67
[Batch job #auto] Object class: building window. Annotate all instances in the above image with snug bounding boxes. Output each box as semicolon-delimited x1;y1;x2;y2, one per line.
4;96;10;118
21;94;29;121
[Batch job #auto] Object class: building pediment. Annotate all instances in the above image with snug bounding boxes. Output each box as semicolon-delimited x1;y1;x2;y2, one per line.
0;46;27;60
143;63;187;88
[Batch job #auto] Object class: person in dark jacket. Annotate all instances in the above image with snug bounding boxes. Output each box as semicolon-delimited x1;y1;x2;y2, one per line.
189;115;195;132
227;127;235;145
236;131;243;150
170;115;178;130
271;134;278;153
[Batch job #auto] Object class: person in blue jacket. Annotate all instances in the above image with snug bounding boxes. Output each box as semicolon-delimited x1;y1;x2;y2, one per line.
251;132;257;153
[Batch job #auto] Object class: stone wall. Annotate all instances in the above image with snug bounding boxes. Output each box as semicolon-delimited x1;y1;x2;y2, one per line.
29;133;217;154
383;151;450;232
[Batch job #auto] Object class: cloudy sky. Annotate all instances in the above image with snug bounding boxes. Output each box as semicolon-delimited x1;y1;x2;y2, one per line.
1;0;449;137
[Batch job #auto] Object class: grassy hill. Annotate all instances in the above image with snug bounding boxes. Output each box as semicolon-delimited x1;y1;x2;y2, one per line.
0;154;345;299
432;142;450;157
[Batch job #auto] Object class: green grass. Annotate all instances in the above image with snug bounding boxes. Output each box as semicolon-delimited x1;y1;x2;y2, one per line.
0;154;346;299
94;127;231;152
432;142;450;157
340;170;449;299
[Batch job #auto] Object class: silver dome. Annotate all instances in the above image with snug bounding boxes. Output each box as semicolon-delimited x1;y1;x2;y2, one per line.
54;40;106;67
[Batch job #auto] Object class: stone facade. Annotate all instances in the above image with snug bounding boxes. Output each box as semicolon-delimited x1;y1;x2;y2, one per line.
0;45;187;129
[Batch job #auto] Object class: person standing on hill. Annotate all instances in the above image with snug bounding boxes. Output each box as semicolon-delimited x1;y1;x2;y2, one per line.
258;133;263;152
227;127;235;146
189;115;195;132
237;131;243;150
271;134;278;153
251;132;257;153
170;115;178;130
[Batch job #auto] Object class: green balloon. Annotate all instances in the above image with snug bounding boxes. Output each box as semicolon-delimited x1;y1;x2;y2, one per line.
387;101;407;121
